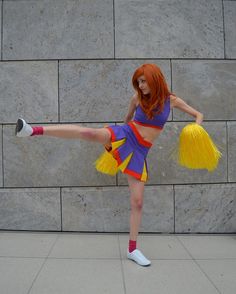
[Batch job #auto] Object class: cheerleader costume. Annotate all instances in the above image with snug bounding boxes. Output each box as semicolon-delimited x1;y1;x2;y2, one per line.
95;96;170;181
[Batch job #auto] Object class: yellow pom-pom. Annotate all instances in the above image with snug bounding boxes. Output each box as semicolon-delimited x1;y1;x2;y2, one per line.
177;123;222;171
94;150;118;176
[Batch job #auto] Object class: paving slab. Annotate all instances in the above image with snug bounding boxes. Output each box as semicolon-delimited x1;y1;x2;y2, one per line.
28;259;125;294
0;232;236;294
0;257;45;294
122;259;220;294
176;234;236;259
49;233;120;259
197;259;236;294
0;231;58;257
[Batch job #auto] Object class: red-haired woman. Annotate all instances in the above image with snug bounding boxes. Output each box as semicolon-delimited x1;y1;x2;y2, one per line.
15;63;203;267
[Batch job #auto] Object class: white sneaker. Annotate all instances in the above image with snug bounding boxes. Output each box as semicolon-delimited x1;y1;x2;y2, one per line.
127;249;151;266
15;118;33;137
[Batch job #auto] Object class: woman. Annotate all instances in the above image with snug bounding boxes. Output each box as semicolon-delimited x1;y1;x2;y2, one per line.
15;63;203;267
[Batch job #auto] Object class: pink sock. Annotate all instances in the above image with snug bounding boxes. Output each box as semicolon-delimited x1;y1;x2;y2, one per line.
129;239;137;253
31;126;44;136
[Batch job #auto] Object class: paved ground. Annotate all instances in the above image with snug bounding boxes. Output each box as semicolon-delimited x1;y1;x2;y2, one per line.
0;231;235;294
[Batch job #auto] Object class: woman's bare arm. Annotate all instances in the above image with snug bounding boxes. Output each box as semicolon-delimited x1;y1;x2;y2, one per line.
124;93;138;124
170;95;203;125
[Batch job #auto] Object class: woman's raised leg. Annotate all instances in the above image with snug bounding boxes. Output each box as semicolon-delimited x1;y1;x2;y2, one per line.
15;118;111;145
43;124;111;145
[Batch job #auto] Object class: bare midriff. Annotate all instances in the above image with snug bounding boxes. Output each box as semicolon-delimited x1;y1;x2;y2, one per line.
131;121;162;144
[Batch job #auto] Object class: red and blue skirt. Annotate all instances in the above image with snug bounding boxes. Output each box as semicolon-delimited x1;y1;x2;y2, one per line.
95;121;152;182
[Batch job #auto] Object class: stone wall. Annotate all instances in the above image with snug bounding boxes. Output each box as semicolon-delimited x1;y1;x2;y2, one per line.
0;0;235;233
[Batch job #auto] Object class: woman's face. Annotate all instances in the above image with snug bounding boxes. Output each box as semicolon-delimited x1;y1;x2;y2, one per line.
137;75;150;95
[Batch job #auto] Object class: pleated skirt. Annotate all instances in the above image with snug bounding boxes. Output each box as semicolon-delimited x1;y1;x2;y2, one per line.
97;121;153;182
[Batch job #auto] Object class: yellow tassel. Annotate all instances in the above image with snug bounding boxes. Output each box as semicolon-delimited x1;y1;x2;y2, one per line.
94;150;118;176
94;138;126;176
177;123;222;172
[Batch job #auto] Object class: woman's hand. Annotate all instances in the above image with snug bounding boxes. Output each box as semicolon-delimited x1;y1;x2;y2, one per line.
195;112;204;125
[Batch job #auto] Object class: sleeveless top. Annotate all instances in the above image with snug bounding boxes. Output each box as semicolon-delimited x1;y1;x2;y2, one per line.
133;96;170;129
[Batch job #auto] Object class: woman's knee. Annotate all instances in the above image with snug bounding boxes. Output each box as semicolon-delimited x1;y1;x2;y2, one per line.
80;127;111;144
131;197;143;210
96;128;111;145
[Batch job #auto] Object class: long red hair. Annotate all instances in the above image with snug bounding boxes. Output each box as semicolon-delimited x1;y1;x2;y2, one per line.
132;64;173;119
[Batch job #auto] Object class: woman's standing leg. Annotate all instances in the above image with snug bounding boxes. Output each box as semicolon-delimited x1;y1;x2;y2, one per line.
127;174;145;244
126;174;151;266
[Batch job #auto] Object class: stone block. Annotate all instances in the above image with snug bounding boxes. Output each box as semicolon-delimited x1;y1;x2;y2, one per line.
0;188;61;230
228;122;236;182
175;184;236;233
4;123;115;187
172;60;236;120
115;0;224;58
118;121;227;185
59;60;171;122
3;0;113;60
224;1;236;58
0;3;1;60
0;126;2;187
0;61;58;123
62;186;173;232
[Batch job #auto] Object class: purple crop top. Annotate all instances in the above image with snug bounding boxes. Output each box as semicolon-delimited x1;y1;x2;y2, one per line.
133;96;170;129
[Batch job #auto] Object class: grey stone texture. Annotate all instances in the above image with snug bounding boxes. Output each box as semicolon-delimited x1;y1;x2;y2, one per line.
0;0;235;232
28;259;124;294
172;60;236;121
0;232;58;257
224;0;236;58
3;0;114;60
0;2;1;60
0;125;2;187
62;186;174;232
0;61;58;123
175;184;236;233
0;188;61;230
115;0;224;58
228;122;236;182
3;123;115;187
0;258;45;294
49;234;120;258
118;121;227;185
59;60;171;122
